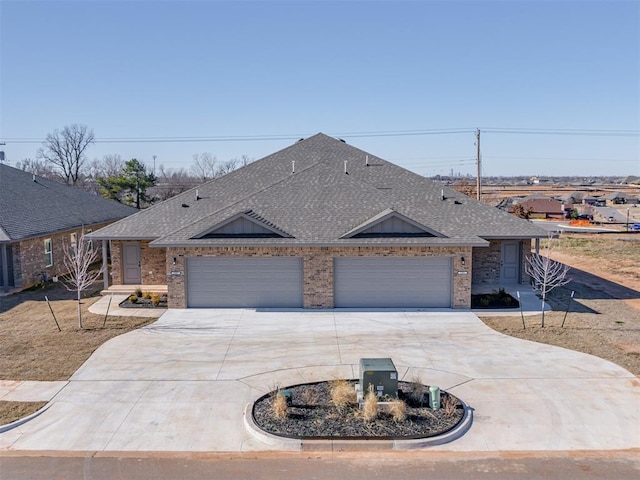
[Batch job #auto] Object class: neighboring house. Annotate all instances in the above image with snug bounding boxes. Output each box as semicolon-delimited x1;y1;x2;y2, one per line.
559;191;599;206
510;195;566;219
600;191;640;206
90;134;547;309
0;164;137;292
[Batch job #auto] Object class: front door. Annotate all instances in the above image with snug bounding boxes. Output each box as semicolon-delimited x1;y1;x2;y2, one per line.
122;242;141;284
501;241;520;284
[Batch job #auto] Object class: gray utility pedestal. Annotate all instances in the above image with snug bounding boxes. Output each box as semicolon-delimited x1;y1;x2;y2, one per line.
359;358;398;398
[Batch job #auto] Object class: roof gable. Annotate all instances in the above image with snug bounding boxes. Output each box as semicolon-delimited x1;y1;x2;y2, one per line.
195;211;292;239
341;209;442;238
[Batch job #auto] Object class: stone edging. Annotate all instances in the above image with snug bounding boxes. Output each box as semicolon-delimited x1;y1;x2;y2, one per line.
243;400;474;451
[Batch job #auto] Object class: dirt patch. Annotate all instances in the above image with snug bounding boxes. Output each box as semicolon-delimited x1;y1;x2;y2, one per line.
0;282;154;424
481;234;640;376
252;381;464;439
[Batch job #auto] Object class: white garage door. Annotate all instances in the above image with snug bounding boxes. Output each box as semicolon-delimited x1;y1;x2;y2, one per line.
334;257;452;308
186;257;303;308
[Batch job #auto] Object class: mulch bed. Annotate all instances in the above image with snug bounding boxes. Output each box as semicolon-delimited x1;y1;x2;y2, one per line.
252;380;465;439
118;296;168;309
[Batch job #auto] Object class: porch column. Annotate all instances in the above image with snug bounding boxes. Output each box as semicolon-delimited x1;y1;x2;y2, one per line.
102;240;109;291
1;244;8;293
534;238;540;254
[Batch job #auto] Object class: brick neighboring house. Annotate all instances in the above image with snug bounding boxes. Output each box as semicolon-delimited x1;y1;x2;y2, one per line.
510;195;566;219
600;191;640;206
0;164;137;292
90;134;547;309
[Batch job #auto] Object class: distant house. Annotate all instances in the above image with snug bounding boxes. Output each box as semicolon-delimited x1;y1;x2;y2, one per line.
511;195;566;219
560;191;598;206
0;164;137;292
600;191;640;206
90;134;547;310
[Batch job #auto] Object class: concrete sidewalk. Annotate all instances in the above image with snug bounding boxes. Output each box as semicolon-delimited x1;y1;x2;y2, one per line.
1;309;638;453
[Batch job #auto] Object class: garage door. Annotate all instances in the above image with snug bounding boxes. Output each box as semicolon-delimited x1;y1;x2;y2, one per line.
186;257;303;308
334;257;452;308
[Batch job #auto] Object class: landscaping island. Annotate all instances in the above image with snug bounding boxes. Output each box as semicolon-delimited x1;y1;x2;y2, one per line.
252;380;465;439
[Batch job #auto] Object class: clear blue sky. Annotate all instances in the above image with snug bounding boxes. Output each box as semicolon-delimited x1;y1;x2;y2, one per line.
1;0;638;177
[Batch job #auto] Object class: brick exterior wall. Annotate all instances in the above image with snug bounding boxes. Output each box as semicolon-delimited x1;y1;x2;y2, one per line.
110;240;167;285
162;245;472;309
472;239;532;285
13;223;110;290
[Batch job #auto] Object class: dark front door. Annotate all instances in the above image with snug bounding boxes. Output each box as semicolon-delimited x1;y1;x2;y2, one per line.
122;242;141;284
0;244;15;289
500;241;520;284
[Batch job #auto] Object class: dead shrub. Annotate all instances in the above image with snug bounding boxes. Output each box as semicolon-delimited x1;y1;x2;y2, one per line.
363;384;378;421
272;393;288;420
388;399;407;422
442;394;458;418
300;388;319;406
330;379;356;409
409;375;427;405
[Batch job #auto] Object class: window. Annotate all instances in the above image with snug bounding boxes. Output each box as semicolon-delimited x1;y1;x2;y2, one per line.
70;233;78;258
86;229;93;253
44;239;53;267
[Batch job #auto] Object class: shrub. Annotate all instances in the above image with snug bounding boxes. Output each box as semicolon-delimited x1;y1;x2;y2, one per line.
330;380;356;410
134;288;143;297
272;392;288;420
150;293;161;306
442;394;458;418
388;399;407;422
128;295;138;304
409;376;427;406
363;384;378;421
143;291;152;300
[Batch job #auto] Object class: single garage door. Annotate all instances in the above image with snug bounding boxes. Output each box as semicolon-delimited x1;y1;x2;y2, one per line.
186;257;303;308
334;257;452;308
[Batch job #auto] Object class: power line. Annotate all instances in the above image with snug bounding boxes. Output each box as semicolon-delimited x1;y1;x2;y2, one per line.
3;127;637;145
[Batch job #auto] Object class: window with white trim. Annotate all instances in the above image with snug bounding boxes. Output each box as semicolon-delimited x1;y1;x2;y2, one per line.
70;233;78;258
44;238;53;267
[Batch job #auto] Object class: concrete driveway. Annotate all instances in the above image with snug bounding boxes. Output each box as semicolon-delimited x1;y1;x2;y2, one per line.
1;310;638;452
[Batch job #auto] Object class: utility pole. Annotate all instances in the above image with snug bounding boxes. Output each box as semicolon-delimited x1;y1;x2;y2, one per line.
475;129;482;201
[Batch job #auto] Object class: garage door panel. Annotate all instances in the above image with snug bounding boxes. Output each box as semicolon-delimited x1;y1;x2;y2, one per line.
334;257;451;308
187;257;303;308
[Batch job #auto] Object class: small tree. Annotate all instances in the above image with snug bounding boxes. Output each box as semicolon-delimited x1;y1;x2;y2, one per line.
61;230;102;328
525;235;571;327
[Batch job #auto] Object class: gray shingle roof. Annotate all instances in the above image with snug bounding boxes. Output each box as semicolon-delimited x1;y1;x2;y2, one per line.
0;164;137;242
91;133;547;246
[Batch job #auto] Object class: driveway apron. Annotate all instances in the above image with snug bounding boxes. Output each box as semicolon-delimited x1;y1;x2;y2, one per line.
0;310;638;452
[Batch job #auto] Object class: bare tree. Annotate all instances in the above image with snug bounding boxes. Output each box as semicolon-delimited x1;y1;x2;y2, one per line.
155;165;198;201
525;234;571;327
15;158;57;179
89;154;125;178
61;230;102;329
190;152;217;181
38;124;95;185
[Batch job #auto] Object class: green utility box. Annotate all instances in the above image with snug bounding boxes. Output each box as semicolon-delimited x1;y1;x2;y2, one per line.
359;358;398;398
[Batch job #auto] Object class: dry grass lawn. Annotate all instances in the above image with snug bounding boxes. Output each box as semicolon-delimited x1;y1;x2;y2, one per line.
0;282;154;424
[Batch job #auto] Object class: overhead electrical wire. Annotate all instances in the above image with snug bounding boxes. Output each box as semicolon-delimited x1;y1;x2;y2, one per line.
3;127;638;145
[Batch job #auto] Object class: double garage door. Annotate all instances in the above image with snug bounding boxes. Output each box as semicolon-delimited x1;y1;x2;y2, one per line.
186;256;452;308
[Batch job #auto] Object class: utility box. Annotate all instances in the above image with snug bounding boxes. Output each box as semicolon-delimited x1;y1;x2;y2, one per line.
359;358;398;398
